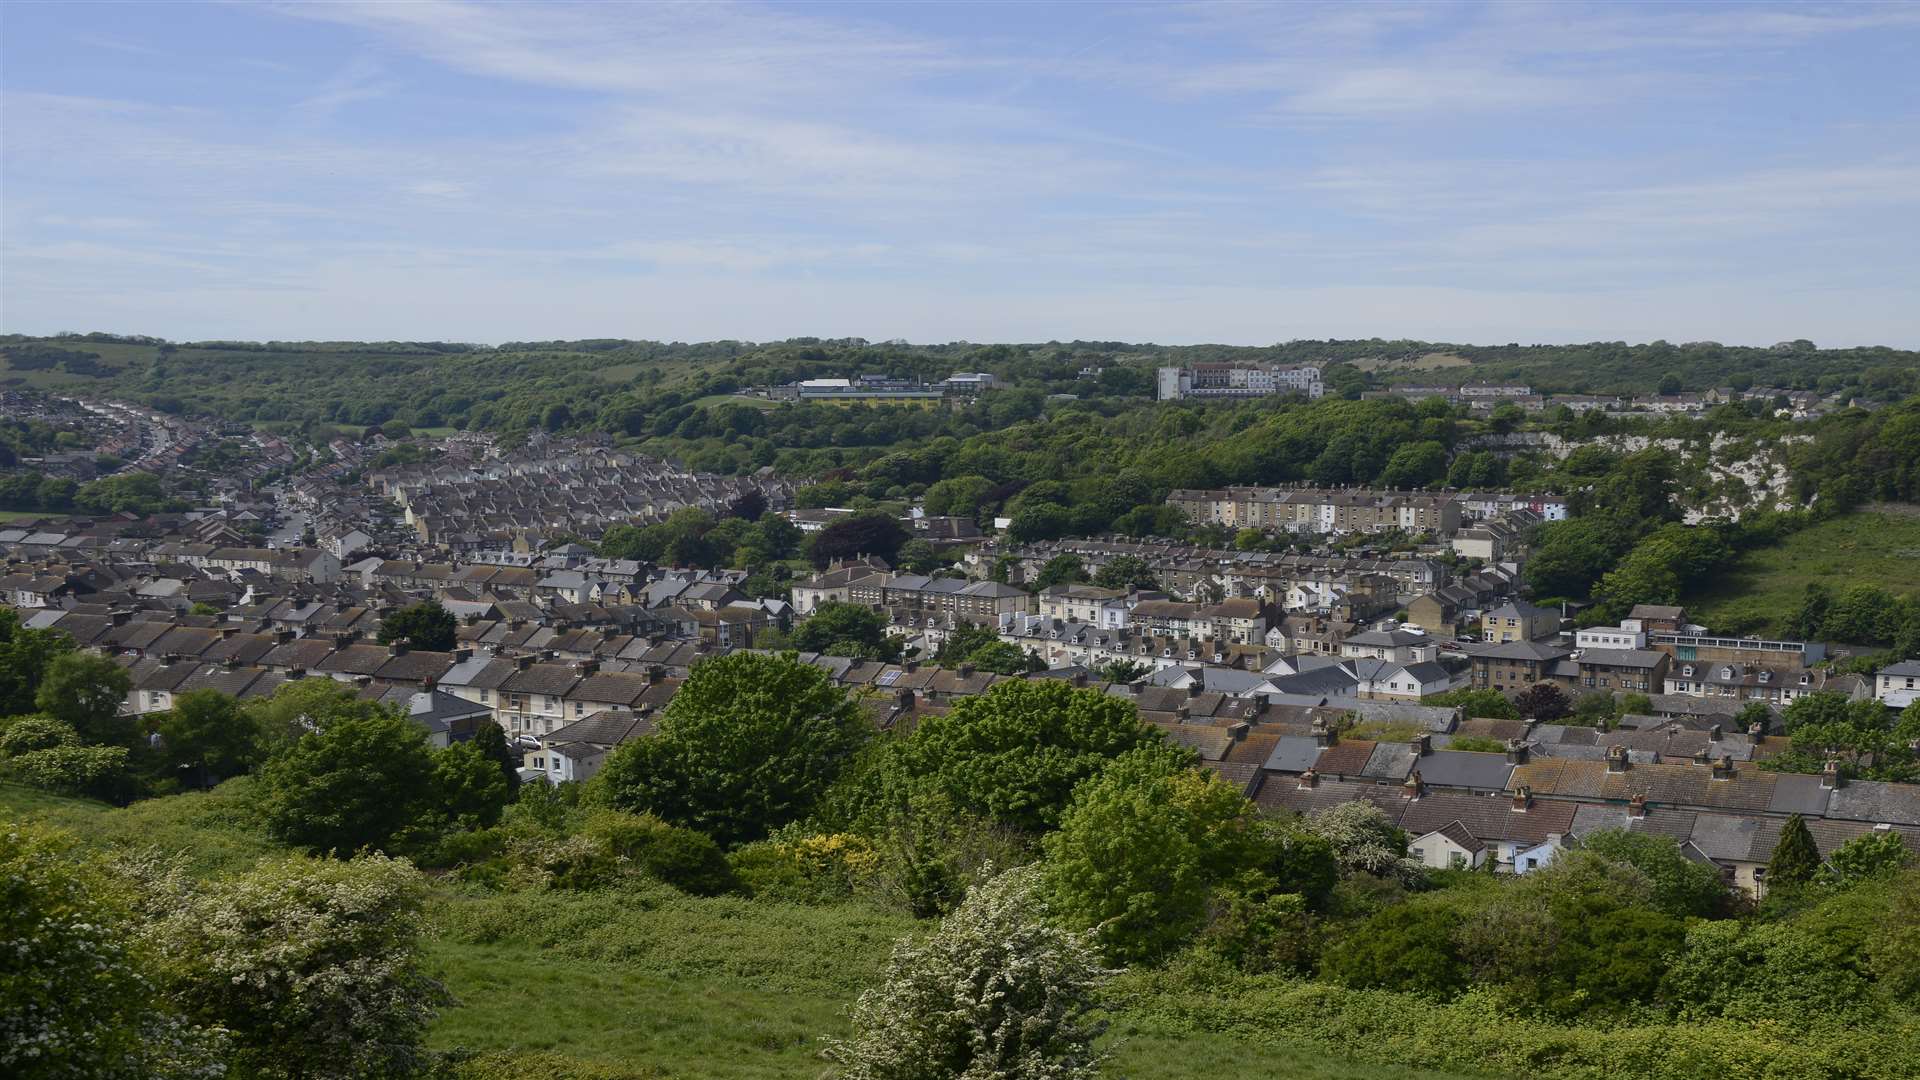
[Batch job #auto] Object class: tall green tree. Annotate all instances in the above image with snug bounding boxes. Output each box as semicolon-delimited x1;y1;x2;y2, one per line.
258;708;437;854
376;600;456;652
593;652;870;844
1045;748;1255;961
35;650;133;745
1767;814;1821;888
899;678;1164;833
156;688;266;787
792;601;902;661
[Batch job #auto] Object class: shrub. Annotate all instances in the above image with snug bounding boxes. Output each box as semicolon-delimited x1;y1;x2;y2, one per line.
0;715;81;756
0;823;224;1079
6;744;135;803
825;865;1113;1080
581;810;736;896
1319;902;1469;997
139;851;447;1080
1660;920;1881;1024
730;832;881;904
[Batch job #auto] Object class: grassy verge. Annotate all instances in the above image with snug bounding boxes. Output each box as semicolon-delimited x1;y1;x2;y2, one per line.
1684;509;1920;636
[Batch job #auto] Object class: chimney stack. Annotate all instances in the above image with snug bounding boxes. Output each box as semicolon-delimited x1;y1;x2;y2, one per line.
1820;757;1844;790
1511;784;1533;811
1402;769;1424;799
1606;744;1629;773
1227;721;1249;742
1710;754;1736;781
387;641;408;657
1707;723;1723;742
514;655;533;671
1627;793;1647;818
1311;718;1335;748
1504;738;1528;764
646;664;667;685
1297;768;1319;790
958;663;975;678
1748;720;1767;740
1410;732;1431;756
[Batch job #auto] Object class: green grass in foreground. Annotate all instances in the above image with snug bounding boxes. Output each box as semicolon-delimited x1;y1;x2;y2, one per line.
2;782;1482;1080
1685;508;1920;637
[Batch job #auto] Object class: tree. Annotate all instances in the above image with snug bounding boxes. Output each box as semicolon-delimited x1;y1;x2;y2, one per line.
1007;502;1073;543
246;677;389;750
811;512;910;567
35;650;133;746
143;852;446;1080
1821;829;1912;886
156;688;266;787
258;708;438;854
894;538;942;574
1733;700;1773;735
433;740;513;831
1096;658;1153;684
1032;554;1088;590
1579;829;1727;917
593;652;870;845
1321;902;1469;996
0;824;221;1080
377;600;456;652
469;719;521;794
0;609;77;716
728;489;768;522
1091;555;1156;591
1045;749;1257;961
1512;682;1572;721
1425;688;1519;720
1306;802;1420;881
899;679;1166;833
1767;814;1821;888
1658;372;1683;395
793;601;902;661
825;865;1111;1080
1621;692;1654;716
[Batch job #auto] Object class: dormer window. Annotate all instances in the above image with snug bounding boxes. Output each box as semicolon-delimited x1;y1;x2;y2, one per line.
1721;667;1732;680
1683;665;1694;677
1759;670;1771;683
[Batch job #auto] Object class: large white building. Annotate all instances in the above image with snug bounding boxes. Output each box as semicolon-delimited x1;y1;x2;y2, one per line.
1157;363;1324;401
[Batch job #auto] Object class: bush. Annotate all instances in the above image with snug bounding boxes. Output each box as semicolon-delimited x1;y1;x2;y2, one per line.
1198;881;1319;975
581;810;736;896
730;832;882;904
1319;902;1469;997
5;744;135;803
1660;919;1881;1024
1114;959;1920;1080
0;715;81;756
825;865;1113;1080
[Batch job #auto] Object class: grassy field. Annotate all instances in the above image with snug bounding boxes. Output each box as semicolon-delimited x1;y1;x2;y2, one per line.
1684;509;1920;636
1;781;1478;1080
0;509;50;523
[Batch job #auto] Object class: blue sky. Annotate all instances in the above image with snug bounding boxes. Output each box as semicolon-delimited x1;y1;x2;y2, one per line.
3;1;1917;346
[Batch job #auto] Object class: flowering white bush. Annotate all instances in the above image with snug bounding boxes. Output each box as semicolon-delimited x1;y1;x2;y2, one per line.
140;851;447;1080
826;864;1114;1080
1307;802;1425;883
0;824;225;1080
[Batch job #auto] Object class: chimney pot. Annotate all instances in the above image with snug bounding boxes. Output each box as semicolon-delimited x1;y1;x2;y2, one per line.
1606;744;1629;772
1504;738;1528;764
1511;784;1532;811
1627;793;1648;818
1820;757;1843;789
1402;769;1424;798
1711;754;1736;781
1298;768;1319;789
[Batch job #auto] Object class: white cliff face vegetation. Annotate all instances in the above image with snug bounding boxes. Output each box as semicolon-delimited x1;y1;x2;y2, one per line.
827;865;1115;1080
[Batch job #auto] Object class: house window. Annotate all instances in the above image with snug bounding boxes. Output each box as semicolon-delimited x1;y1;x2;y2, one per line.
1524;857;1538;870
479;689;490;703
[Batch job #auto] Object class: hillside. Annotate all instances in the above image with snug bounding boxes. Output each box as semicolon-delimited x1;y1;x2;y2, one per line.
0;781;1479;1080
1683;508;1920;637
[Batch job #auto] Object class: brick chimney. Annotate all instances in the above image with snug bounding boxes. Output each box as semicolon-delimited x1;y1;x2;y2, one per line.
958;663;975;678
1707;723;1723;742
1402;769;1424;799
1606;744;1629;773
1311;718;1335;748
646;665;667;685
1504;738;1528;764
1227;721;1249;742
387;641;408;657
451;647;472;662
895;687;914;709
1511;784;1533;812
1748;720;1767;740
1297;768;1319;790
574;660;599;676
514;655;533;671
1627;793;1647;818
1410;732;1431;756
1710;754;1736;781
1821;756;1844;790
